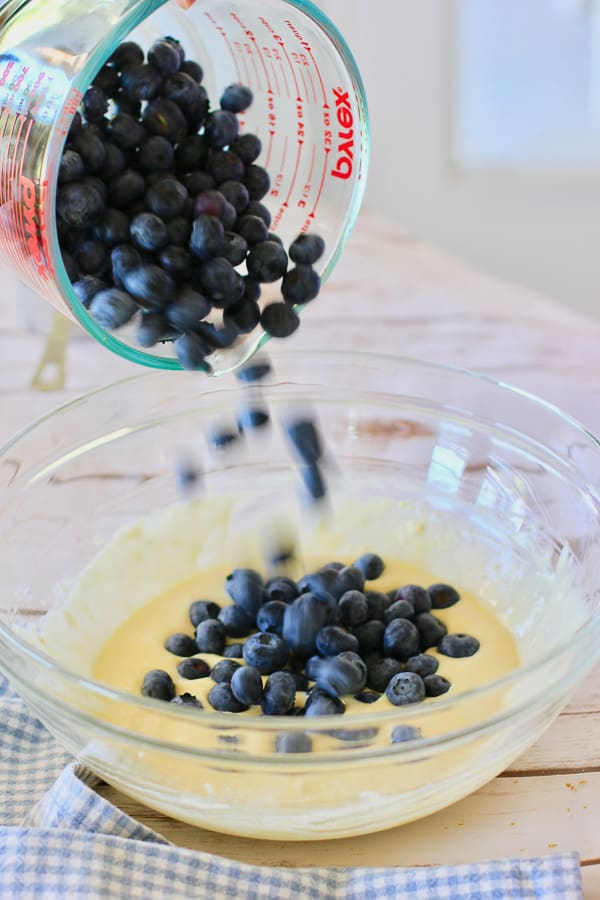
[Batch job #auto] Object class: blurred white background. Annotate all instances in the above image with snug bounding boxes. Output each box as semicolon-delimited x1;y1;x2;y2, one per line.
320;0;600;318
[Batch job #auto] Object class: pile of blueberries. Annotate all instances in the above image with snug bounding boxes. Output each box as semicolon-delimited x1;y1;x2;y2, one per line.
56;35;325;369
142;551;480;740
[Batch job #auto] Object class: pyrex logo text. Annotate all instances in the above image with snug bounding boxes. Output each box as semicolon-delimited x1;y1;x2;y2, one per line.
331;87;354;181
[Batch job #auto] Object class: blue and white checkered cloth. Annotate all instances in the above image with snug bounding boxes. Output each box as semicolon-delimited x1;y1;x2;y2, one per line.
0;676;584;899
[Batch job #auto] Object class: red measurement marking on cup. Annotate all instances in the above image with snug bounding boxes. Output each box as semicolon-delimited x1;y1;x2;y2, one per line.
258;18;291;97
262;47;280;95
203;12;242;81
229;13;274;94
291;52;310;105
232;40;252;88
296;144;316;215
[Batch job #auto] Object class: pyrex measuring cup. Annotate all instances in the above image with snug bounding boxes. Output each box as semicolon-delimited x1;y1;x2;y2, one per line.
0;0;368;374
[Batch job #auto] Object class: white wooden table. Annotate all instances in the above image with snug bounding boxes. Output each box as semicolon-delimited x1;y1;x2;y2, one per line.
2;212;599;896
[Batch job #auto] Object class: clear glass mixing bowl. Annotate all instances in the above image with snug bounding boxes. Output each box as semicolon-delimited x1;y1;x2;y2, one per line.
0;351;598;839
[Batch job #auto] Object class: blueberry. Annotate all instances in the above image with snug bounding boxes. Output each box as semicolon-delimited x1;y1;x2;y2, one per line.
166;287;211;331
366;656;403;693
220;83;253;113
225;568;264;617
300;462;326;501
275;731;312;753
180;170;215;196
338;590;368;627
174;458;202;495
247;240;288;283
208;682;248;712
195;618;226;655
62;251;79;282
189;599;221;627
383;617;420;661
285;418;322;464
288;233;325;266
142;669;175;701
315;625;359;657
163;36;185;65
198;257;244;308
58;149;85;184
107;112;146;150
415;612;447;650
246;201;272;227
352;620;385;655
354;552;384;581
281;265;321;305
195;321;237;350
314;650;367;697
218;605;253;640
189;214;224;260
123;264;176;310
437;633;480;658
89;288;138;328
171;692;203;708
108;169;145;209
146;176;188;220
218;179;249;214
334;566;365;597
93;64;121;98
221;231;248;265
111;244;140;284
354;690;380;704
231;665;263;705
261;670;296;715
298;569;338;599
172;136;206;174
142;98;187;143
68;111;82;140
424;674;451;696
223;643;244;658
283;592;333;658
243;164;270;200
208;149;245;183
429;583;461;609
75;240;109;277
72;275;105;308
385;671;426;706
289;670;309;692
205;110;239;149
109;41;144;70
121;64;163;101
164;632;198;657
384;599;415;624
112;90;142;118
304;689;345;717
93;208;130;246
211;658;241;683
256;600;287;636
175;332;211;370
235;357;272;383
71;128;106;172
224;299;260;335
207;425;239;451
390;724;421;744
405;654;439;678
264;576;298;605
130;212;168;252
166;216;191;246
237;406;270;433
393;585;431;614
365;591;390;622
57;179;105;227
243;632;289;674
231;133;262;164
138;135;174;173
158;245;192;281
180;59;203;83
181;89;210;131
148;38;182;75
100;143;127;180
234;214;268;245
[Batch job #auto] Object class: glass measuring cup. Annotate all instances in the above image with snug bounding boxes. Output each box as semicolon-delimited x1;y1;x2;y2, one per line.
0;0;368;374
